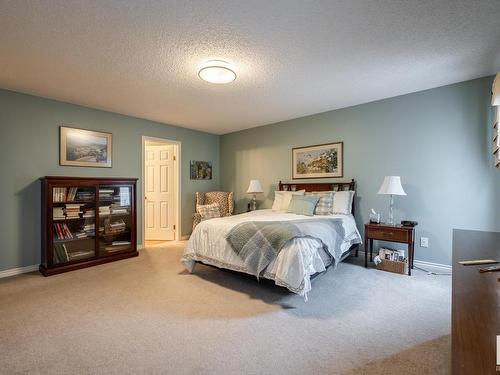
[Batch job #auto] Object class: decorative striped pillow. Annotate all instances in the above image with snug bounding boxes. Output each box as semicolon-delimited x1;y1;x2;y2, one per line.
305;191;334;215
197;203;221;221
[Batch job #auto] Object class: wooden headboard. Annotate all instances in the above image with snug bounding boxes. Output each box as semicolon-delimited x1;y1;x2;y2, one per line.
278;179;356;215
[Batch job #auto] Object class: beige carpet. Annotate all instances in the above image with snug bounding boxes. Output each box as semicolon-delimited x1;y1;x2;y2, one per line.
0;241;451;374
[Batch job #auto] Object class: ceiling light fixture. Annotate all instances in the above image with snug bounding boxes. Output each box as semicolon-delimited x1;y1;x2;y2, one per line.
198;60;236;84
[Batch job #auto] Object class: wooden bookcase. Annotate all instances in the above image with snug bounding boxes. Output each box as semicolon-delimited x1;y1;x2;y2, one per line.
40;176;138;276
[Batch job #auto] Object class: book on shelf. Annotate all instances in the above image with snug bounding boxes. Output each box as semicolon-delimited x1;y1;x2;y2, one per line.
105;219;127;234
99;204;129;216
83;223;95;232
104;244;131;253
53;187;91;202
83;209;95;218
119;186;131;206
65;203;84;218
53;187;68;202
66;187;78;201
111;241;131;246
53;223;74;240
53;243;70;263
53;207;65;220
69;250;95;261
75;232;87;239
75;191;94;201
99;189;115;201
110;205;129;214
54;221;96;241
99;206;111;215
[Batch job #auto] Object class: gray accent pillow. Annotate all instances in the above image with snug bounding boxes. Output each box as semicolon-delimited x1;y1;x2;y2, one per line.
305;191;334;215
287;195;320;216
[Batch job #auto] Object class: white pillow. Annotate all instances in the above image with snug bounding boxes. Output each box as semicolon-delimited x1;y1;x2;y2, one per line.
271;192;284;211
272;190;305;211
332;191;354;214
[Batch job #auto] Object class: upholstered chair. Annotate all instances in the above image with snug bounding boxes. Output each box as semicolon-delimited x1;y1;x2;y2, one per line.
192;191;234;231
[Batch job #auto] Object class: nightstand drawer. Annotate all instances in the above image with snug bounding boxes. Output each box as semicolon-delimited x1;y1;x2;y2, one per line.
366;227;409;242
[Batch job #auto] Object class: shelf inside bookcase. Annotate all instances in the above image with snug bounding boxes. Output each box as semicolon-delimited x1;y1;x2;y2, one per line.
53;201;96;205
54;236;95;243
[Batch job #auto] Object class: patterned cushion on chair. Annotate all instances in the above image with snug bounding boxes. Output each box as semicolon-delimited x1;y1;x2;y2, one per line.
204;191;234;217
197;203;221;221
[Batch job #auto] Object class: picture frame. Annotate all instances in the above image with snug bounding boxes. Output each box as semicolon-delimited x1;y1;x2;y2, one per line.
292;142;343;179
60;126;112;168
190;160;212;180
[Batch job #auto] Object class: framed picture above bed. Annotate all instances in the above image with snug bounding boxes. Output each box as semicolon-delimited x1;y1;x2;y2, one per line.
60;126;112;167
292;142;343;179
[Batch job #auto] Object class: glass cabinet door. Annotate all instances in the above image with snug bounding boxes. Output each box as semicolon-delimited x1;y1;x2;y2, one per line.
98;185;133;255
51;186;96;264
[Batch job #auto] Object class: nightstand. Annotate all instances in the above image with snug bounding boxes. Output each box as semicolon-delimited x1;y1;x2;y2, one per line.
364;223;417;276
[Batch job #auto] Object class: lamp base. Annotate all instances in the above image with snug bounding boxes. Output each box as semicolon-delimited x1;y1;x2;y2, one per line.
249;195;257;211
387;194;395;225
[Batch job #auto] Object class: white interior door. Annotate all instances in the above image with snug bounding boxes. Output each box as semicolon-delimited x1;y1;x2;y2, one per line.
145;144;176;240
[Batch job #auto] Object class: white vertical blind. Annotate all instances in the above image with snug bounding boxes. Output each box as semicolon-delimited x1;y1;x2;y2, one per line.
494;107;499;168
493;73;500;106
492;73;499;168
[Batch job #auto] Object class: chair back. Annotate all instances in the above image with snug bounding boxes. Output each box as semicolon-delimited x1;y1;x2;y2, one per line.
196;191;234;216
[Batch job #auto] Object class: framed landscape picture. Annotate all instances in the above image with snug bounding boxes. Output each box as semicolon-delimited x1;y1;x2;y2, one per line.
190;160;212;180
292;142;343;179
60;126;112;167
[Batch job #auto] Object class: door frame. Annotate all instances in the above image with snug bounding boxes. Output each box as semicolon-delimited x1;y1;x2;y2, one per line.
141;136;181;243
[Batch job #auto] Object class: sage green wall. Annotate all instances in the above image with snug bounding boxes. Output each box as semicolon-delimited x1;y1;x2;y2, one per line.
221;77;499;266
0;89;220;271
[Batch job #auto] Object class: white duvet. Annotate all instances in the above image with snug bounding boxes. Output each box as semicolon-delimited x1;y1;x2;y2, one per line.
181;209;362;299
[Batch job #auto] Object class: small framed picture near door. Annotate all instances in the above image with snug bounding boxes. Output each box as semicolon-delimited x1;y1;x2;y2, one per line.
190;161;212;180
292;142;343;179
60;126;112;167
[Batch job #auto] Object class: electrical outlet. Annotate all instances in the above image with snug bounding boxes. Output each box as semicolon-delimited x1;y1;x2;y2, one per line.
420;237;429;248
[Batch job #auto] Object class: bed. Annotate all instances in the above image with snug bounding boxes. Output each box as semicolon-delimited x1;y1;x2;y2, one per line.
181;180;362;300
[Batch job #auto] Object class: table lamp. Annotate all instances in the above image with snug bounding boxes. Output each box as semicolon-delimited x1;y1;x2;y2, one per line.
377;176;406;225
246;179;263;211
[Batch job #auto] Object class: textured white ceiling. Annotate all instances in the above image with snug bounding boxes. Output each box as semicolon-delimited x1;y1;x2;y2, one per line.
1;1;499;134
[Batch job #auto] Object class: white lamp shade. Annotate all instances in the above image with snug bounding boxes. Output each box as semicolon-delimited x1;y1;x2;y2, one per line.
377;176;407;196
247;179;263;194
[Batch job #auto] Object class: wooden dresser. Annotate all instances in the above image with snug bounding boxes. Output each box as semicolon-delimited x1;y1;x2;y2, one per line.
452;229;500;374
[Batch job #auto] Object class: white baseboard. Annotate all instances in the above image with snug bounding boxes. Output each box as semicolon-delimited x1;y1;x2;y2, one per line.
355;250;451;273
413;259;452;272
180;235;190;241
2;243;146;278
0;264;39;279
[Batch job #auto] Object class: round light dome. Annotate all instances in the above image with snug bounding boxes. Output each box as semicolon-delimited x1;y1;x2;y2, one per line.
198;61;236;84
